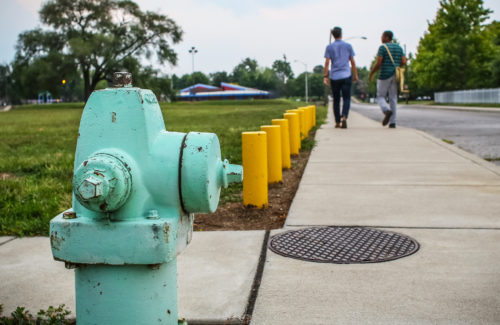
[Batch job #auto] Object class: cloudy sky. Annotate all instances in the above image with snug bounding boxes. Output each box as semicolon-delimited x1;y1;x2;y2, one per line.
2;0;500;77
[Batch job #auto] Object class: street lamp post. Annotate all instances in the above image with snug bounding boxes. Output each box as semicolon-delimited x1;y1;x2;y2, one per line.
294;60;308;103
188;46;198;73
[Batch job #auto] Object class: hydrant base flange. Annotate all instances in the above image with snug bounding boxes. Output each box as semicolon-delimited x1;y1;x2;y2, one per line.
50;210;178;265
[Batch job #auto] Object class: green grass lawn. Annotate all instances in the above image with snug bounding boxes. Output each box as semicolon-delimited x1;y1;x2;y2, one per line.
0;99;326;236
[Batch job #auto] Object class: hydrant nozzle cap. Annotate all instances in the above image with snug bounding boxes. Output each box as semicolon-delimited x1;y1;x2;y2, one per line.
113;72;133;88
221;159;243;187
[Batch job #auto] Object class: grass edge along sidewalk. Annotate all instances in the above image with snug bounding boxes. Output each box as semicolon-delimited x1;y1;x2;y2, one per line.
0;99;325;237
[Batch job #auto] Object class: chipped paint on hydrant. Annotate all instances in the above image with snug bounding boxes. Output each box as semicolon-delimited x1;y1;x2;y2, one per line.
49;72;243;325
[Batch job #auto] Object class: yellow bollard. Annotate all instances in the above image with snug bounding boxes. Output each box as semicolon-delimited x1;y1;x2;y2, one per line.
296;108;308;139
286;109;300;141
302;107;312;133
260;125;282;183
271;119;291;169
307;105;314;131
242;131;268;207
289;109;306;140
311;105;316;126
307;106;314;131
283;112;300;154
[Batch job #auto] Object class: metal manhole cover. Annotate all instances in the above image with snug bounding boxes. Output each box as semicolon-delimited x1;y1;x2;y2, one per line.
268;227;419;264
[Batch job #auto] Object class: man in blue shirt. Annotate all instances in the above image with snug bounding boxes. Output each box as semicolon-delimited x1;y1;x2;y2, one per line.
323;26;358;129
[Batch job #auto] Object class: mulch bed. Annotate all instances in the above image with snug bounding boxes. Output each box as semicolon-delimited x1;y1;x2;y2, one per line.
193;147;312;231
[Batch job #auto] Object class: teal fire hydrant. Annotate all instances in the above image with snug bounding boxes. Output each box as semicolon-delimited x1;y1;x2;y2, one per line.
50;72;242;325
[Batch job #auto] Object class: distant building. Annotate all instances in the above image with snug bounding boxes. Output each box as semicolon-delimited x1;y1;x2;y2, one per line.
178;82;269;101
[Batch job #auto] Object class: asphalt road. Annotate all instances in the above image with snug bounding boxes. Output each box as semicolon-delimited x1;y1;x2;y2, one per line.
351;103;500;165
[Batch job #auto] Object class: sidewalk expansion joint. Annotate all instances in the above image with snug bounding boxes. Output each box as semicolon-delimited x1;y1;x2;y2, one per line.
242;230;270;325
0;237;17;247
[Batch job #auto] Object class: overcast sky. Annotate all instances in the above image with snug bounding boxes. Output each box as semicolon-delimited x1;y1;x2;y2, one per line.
2;0;500;77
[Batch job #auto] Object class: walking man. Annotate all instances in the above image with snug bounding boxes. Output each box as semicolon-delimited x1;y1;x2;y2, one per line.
369;30;407;128
323;26;358;129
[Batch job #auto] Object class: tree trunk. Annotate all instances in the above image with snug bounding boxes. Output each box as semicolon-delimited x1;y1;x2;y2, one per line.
89;72;103;97
83;69;91;102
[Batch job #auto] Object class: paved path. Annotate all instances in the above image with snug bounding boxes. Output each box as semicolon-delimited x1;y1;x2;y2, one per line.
352;103;500;165
253;110;500;324
0;231;264;324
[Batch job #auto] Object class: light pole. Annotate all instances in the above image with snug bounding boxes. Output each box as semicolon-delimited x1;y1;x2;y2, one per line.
294;60;308;103
188;46;198;73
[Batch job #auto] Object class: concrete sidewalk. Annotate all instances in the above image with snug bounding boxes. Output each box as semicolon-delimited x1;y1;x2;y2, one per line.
0;231;265;323
253;111;500;324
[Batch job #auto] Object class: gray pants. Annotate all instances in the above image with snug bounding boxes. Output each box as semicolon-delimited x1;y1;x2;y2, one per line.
377;75;397;125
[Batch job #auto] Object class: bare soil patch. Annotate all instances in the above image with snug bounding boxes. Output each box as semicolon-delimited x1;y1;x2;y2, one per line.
194;147;312;231
0;172;16;180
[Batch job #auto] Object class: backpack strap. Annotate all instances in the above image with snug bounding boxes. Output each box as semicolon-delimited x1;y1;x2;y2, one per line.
383;43;397;67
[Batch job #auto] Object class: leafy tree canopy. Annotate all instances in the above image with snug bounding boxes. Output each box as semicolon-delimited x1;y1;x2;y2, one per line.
412;0;497;91
15;0;182;100
272;55;294;83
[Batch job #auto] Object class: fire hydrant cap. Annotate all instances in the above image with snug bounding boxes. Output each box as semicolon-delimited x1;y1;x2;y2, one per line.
73;153;132;213
180;132;242;213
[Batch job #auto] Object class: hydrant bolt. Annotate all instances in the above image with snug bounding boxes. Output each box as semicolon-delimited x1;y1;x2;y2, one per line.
77;176;104;200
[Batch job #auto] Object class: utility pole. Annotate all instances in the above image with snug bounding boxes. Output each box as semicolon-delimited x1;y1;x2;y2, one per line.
188;46;198;73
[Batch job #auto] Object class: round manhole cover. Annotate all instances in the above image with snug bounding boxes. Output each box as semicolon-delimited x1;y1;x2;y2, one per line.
268;227;419;264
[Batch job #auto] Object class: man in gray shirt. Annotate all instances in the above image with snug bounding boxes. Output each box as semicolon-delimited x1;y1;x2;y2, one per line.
323;26;358;129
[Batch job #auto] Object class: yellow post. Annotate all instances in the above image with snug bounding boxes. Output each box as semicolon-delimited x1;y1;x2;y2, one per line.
311;105;316;126
260;125;282;183
271;119;291;169
283;113;300;154
307;105;314;131
289;109;306;139
242;131;268;207
307;106;313;130
286;109;300;141
302;107;312;133
297;108;308;139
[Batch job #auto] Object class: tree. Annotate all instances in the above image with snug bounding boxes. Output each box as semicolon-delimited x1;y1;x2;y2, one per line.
209;71;229;86
171;72;210;90
0;64;16;104
313;65;323;74
272;55;293;83
16;0;182;100
231;58;258;83
12;47;79;100
190;72;210;85
308;73;324;99
119;57;174;101
486;21;500;85
412;0;494;91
